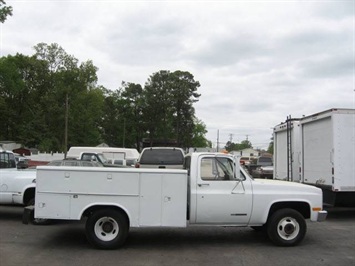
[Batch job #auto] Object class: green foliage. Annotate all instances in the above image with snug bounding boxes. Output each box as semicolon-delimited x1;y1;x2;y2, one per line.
1;43;210;151
267;140;274;154
191;119;211;148
0;0;12;23
225;139;253;152
143;70;201;148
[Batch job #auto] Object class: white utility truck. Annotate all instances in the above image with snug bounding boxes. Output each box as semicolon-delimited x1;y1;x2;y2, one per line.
273;108;355;207
24;152;327;249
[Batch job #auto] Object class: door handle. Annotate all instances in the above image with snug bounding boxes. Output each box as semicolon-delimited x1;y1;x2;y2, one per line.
198;184;209;187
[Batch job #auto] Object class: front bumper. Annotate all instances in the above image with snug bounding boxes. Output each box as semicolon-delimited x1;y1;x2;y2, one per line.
317;210;328;222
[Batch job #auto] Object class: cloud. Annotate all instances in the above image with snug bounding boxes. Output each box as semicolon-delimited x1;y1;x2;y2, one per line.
1;0;354;149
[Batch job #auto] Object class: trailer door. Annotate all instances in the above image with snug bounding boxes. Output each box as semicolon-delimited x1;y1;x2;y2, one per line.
302;117;333;185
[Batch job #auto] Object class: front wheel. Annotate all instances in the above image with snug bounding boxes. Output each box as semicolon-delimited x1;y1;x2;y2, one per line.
85;208;129;249
266;208;307;247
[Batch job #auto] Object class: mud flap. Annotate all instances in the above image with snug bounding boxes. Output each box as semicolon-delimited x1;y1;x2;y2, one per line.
23;205;35;224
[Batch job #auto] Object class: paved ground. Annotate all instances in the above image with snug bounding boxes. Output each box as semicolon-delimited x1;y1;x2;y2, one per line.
0;205;354;266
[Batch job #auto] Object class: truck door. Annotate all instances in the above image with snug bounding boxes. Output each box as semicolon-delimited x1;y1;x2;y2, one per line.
195;156;252;225
0;152;17;203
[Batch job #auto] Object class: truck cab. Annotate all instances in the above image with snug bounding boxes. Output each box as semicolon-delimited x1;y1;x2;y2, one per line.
185;153;253;224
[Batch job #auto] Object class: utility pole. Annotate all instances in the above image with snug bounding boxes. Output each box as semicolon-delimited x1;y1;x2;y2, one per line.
229;133;233;143
216;130;219;152
122;118;126;148
64;93;69;159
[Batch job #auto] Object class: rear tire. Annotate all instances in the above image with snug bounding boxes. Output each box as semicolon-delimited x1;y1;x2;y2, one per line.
266;208;307;247
85;208;129;249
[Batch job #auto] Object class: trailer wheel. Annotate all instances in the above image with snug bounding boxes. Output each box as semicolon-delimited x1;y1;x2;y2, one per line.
85;208;129;249
266;208;306;247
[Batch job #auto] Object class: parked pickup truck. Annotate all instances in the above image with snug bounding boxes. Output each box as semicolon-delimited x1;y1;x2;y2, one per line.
24;152;327;249
245;156;273;178
0;150;37;206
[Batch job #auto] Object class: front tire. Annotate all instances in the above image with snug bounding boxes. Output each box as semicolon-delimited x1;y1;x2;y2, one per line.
266;208;307;247
85;208;129;249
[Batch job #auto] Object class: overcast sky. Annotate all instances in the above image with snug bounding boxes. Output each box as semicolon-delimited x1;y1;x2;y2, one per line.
1;0;354;149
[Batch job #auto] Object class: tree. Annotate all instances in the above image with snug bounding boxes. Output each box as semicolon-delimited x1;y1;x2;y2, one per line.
120;82;144;148
0;0;12;23
191;118;211;147
32;43;102;151
0;54;50;146
100;88;130;147
142;70;201;147
267;136;274;154
225;139;253;152
170;70;201;147
1;41;210;152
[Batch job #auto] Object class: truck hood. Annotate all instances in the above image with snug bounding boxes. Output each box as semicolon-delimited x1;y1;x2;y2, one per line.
252;178;322;195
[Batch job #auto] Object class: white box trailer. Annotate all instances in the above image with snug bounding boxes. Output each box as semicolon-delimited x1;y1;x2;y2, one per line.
274;108;355;207
300;108;355;207
273;119;302;182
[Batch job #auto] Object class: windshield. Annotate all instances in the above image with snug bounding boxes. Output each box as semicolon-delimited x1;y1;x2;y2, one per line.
98;154;109;164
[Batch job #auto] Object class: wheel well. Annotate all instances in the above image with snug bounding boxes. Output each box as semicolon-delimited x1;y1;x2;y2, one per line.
268;202;310;220
23;188;35;206
83;205;130;226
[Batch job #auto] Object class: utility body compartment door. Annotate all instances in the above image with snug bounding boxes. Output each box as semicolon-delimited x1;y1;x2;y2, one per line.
193;156;253;225
139;172;187;227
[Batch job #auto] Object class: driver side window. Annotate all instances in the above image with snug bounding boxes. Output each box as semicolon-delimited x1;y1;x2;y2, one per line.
200;157;233;181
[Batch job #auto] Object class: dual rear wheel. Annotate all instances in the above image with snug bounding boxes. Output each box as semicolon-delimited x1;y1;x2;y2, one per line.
85;209;129;249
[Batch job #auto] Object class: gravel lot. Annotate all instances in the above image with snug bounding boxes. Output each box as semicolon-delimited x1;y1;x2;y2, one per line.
0;205;354;266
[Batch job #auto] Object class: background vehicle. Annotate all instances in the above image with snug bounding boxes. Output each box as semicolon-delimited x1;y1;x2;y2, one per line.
135;147;185;169
67;146;139;166
273;118;301;182
47;159;103;167
273;108;355;207
0;150;47;225
252;165;274;179
0;150;36;206
14;154;30;169
245;156;273;177
239;156;253;165
26;152;326;249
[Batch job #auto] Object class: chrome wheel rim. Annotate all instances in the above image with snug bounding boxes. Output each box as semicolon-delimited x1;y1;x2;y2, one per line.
94;216;119;241
277;217;300;241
